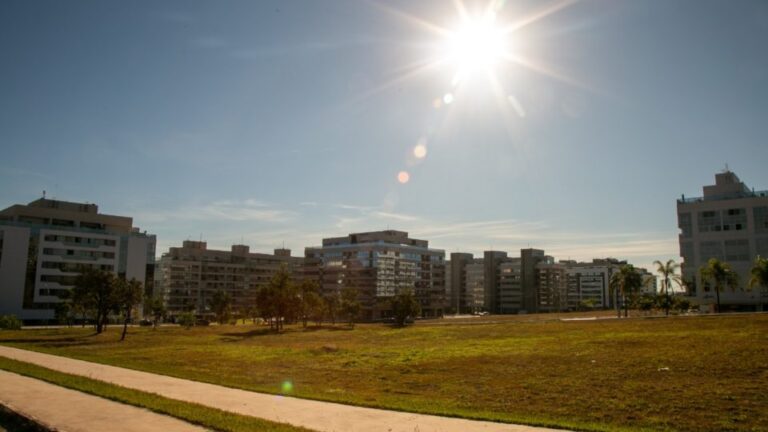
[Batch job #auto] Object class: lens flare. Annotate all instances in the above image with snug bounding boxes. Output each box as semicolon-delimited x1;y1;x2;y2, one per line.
413;144;427;159
281;380;293;393
443;93;454;104
397;171;410;184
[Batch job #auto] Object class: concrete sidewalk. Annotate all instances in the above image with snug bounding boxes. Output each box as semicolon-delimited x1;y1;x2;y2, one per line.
0;345;567;432
0;370;207;432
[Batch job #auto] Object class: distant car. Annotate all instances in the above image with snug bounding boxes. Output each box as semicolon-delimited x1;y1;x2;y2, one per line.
139;319;153;327
195;318;210;326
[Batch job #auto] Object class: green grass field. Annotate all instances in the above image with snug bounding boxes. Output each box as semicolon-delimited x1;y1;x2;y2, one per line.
1;313;767;432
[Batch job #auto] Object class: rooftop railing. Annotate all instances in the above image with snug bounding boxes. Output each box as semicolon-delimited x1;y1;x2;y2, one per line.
677;190;768;204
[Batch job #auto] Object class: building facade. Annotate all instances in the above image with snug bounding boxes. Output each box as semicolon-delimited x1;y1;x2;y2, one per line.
465;259;486;312
304;230;446;321
677;170;768;310
156;241;303;317
448;249;653;314
0;198;155;322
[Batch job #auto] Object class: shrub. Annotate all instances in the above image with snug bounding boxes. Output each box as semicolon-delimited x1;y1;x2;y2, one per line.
177;312;195;329
0;315;22;330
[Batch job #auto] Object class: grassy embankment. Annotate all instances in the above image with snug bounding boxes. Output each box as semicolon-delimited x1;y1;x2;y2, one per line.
1;313;767;432
0;357;312;432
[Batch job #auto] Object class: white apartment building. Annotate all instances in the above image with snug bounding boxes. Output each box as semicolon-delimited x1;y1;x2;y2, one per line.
677;170;768;310
0;198;155;322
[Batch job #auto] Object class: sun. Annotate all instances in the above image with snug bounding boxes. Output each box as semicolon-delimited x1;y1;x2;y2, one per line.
443;13;508;75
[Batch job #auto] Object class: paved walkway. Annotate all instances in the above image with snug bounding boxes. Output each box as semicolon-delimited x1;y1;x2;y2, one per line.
0;370;207;432
0;346;567;432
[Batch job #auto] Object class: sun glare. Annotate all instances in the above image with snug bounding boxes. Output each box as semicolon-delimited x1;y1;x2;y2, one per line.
443;14;508;76
367;0;584;185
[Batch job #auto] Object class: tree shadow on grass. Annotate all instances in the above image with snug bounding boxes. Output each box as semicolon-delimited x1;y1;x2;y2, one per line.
300;325;354;332
218;325;354;342
218;327;278;342
0;333;100;345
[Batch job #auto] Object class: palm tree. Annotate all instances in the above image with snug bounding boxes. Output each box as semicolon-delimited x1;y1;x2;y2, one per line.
748;256;768;311
653;259;681;316
609;265;643;318
699;258;740;313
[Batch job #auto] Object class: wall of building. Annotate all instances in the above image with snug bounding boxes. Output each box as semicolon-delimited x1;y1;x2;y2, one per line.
677;171;768;310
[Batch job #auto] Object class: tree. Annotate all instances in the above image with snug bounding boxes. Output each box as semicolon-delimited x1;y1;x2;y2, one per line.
53;302;72;326
636;293;656;315
257;265;297;332
672;296;692;314
256;283;278;330
340;286;361;327
145;295;166;329
609;265;643;318
0;315;22;330
653;259;682;316
177;312;195;329
699;258;740;313
748;256;768;311
307;290;325;326
114;278;143;341
54;290;75;327
245;305;260;324
390;289;421;326
324;289;340;326
297;279;322;328
209;290;233;325
71;268;117;334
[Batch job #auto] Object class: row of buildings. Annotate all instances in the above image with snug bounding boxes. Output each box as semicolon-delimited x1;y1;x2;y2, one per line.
446;252;655;314
1;171;765;322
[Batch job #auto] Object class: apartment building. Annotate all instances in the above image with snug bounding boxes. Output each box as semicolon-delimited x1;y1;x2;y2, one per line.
156;241;303;317
677;170;768;310
535;259;568;312
465;259;486;312
497;258;523;313
446;253;486;313
449;249;654;314
304;230;446;321
0;198;155;322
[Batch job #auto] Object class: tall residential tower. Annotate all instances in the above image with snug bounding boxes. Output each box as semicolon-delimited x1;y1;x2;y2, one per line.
677;170;768;310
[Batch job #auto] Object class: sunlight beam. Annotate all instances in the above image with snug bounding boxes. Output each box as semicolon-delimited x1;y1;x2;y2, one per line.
503;0;579;34
352;55;444;103
505;53;597;93
366;0;452;38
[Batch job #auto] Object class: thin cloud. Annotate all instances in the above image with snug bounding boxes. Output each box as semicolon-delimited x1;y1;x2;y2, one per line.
132;199;295;224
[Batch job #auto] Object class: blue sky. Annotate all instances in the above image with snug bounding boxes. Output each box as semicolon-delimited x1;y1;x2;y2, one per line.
1;0;767;271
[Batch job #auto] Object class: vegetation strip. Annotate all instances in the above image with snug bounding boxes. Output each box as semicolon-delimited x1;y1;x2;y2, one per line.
0;357;313;432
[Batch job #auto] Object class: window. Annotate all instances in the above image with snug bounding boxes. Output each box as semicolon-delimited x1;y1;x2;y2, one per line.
757;238;768;257
698;210;722;233
51;219;75;227
699;241;723;261
722;207;747;231
678;212;692;237
755;207;768;234
724;239;750;262
680;242;694;264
